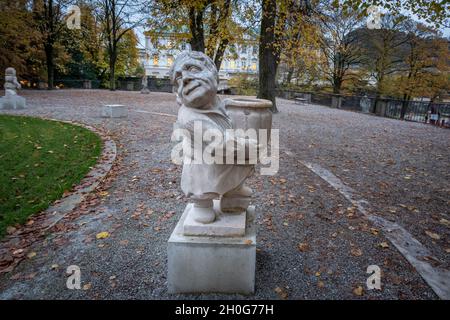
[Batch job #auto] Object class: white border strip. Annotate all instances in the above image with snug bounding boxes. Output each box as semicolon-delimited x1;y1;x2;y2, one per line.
301;161;450;300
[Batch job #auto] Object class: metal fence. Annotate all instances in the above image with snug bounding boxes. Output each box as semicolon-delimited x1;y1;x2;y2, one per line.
53;77;173;93
278;90;450;128
384;100;450;124
54;79;102;89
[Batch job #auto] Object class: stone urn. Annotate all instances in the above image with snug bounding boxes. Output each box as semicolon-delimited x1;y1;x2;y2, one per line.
223;98;272;142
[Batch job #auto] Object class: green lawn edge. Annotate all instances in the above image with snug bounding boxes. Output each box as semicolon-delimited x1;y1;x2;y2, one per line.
0;115;102;237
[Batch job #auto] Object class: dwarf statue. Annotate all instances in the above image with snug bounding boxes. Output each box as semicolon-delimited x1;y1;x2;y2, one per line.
4;67;21;95
171;51;256;224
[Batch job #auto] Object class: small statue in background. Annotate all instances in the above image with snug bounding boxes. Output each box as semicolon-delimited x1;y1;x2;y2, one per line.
1;67;26;109
141;75;150;94
4;67;21;95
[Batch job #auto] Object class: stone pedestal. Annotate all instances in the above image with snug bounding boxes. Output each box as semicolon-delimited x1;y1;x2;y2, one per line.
360;96;371;113
376;99;388;116
140;87;150;94
168;205;256;294
304;93;312;104
83;80;92;89
101;104;128;118
331;95;342;109
183;201;246;237
0;95;26;110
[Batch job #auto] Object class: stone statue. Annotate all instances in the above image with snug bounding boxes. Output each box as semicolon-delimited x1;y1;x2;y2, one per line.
360;94;371;113
0;67;26;109
141;75;150;94
167;51;273;294
170;50;255;225
4;67;21;95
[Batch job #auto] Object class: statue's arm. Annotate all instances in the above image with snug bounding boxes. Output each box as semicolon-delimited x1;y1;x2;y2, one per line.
14;78;21;89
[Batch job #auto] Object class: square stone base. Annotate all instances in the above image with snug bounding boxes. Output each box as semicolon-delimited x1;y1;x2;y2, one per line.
0;95;26;110
183;201;246;237
168;206;256;295
101;104;128;118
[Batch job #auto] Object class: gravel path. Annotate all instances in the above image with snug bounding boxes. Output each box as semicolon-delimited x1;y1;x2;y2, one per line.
0;89;448;299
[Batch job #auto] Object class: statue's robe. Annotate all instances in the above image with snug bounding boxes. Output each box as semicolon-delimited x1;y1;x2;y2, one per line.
175;98;254;199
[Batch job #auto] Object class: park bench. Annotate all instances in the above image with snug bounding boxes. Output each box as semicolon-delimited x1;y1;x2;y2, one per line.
294;97;308;105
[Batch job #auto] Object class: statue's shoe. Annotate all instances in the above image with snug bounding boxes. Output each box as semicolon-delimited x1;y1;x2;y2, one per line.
220;197;251;214
190;205;216;224
225;185;253;197
220;185;252;213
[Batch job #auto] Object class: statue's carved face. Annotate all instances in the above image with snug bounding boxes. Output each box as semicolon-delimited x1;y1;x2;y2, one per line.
5;67;16;77
171;53;217;109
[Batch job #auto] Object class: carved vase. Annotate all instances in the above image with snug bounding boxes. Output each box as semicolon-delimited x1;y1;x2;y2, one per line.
223;98;272;142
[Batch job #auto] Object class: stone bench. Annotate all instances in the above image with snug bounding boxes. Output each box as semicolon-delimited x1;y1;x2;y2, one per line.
294;97;308;105
101;104;128;118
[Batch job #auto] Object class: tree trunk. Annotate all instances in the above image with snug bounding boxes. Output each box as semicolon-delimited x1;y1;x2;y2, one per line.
332;79;341;94
257;0;278;113
109;54;116;91
189;7;205;52
400;93;410;120
214;38;229;71
45;44;54;90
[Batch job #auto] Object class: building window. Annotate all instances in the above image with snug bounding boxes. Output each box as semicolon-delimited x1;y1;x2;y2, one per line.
167;55;174;66
181;43;186;50
153;55;159;66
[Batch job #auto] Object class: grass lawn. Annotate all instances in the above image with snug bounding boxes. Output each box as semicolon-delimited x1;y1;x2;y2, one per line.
0;115;102;237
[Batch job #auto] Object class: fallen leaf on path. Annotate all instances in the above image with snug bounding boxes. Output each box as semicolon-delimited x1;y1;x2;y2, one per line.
379;242;390;249
6;226;17;234
297;243;310;252
12;249;24;255
439;219;450;227
27;252;36;259
425;231;441;240
274;287;288;299
353;286;364;296
351;248;363;257
83;283;92;290
96;231;110;239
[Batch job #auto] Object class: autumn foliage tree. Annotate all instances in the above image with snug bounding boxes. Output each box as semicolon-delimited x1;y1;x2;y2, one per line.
95;0;145;90
147;0;257;71
257;0;312;112
0;1;41;80
316;4;365;94
397;23;449;118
